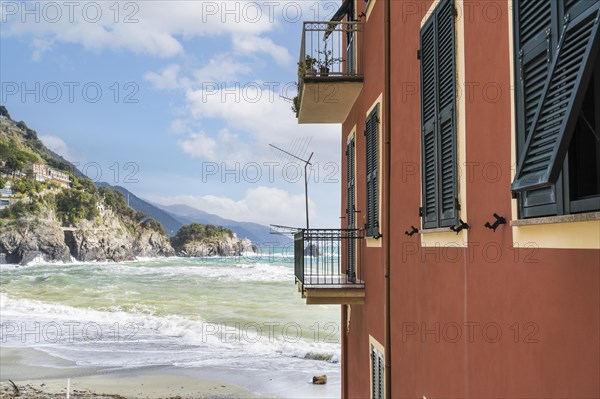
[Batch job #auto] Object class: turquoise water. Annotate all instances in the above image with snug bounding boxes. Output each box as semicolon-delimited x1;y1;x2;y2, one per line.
0;254;341;377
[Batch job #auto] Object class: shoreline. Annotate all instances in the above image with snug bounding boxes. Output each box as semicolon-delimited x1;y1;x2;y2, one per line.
1;347;340;399
0;250;293;268
0;347;258;399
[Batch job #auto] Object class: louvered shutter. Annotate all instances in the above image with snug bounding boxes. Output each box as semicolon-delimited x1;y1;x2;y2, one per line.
346;137;356;282
377;353;384;399
365;106;379;237
514;0;559;216
512;1;600;192
420;15;439;229
420;0;457;228
436;0;458;227
371;345;384;399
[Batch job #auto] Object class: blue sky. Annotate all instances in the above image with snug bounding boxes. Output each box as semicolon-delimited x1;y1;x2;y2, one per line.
0;0;343;228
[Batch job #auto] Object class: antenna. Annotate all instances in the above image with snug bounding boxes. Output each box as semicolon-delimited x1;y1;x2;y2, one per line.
269;143;314;230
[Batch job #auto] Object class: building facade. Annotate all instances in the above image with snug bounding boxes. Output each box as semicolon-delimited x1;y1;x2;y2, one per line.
28;163;71;189
293;0;600;397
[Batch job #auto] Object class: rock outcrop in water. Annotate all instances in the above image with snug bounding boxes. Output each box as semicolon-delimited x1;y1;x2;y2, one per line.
177;235;256;257
170;222;257;257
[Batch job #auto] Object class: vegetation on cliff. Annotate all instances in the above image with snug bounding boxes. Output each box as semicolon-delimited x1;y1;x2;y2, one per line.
171;222;234;249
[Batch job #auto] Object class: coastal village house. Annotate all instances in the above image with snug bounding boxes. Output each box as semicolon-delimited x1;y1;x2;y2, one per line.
293;0;600;397
27;163;71;189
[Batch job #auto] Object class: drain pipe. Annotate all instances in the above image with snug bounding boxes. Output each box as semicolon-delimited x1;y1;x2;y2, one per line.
383;0;392;397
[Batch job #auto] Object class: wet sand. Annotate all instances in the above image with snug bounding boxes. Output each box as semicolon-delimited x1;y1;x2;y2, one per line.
0;347;257;399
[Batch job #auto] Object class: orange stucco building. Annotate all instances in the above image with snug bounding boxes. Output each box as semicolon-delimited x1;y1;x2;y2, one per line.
293;0;599;397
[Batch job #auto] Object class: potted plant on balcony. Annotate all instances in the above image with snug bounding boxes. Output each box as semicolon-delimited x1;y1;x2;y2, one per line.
298;55;318;78
317;49;343;77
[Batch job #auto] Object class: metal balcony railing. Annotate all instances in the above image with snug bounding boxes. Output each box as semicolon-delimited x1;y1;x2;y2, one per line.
298;20;363;83
294;228;364;287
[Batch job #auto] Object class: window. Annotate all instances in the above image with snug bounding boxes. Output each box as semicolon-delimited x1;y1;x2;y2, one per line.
419;0;458;229
346;135;356;282
370;344;384;399
365;106;379;238
513;0;600;218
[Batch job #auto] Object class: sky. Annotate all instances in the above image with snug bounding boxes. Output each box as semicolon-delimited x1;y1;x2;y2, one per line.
0;0;344;228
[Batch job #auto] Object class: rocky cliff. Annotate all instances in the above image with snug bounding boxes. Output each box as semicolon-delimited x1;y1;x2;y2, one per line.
0;205;175;265
0;220;71;264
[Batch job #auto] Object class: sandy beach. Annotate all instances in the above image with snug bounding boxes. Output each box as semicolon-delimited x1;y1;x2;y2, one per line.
0;347;257;399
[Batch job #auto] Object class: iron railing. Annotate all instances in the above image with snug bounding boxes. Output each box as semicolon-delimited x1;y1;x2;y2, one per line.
297;20;363;94
294;228;364;287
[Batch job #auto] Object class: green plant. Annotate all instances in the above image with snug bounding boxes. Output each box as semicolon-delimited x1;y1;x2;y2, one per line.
56;188;99;224
0;105;10;119
292;96;300;114
317;49;343;70
297;55;318;77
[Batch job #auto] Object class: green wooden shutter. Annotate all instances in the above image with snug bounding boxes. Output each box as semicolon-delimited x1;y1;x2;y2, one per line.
514;0;560;217
366;106;379;237
420;0;457;228
436;0;458;227
512;1;600;192
420;15;439;229
347;137;356;282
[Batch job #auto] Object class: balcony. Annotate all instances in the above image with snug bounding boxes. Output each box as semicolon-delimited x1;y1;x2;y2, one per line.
294;229;365;305
296;21;364;124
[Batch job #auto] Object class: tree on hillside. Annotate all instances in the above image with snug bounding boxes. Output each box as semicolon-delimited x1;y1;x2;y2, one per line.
0;106;9;119
56;189;99;225
5;155;25;177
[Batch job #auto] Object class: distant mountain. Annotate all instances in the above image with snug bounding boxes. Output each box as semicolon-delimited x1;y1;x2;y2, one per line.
94;184;291;245
156;203;292;246
95;183;183;236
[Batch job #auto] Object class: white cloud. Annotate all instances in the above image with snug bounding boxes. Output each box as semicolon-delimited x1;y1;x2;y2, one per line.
40;135;76;161
3;1;279;58
144;64;188;90
184;85;339;163
192;53;252;84
145;54;253;92
150;186;316;227
169;119;190;135
31;38;53;62
176;128;250;163
232;34;292;66
177;132;218;160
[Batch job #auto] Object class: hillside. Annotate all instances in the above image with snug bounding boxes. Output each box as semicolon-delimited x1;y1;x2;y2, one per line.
96;183;183;236
0;112;175;264
0;109;257;264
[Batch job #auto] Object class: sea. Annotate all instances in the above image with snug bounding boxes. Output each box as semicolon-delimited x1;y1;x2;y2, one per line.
0;250;341;398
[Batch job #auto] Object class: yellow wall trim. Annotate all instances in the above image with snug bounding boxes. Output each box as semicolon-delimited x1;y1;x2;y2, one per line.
365;0;376;22
512;220;600;249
